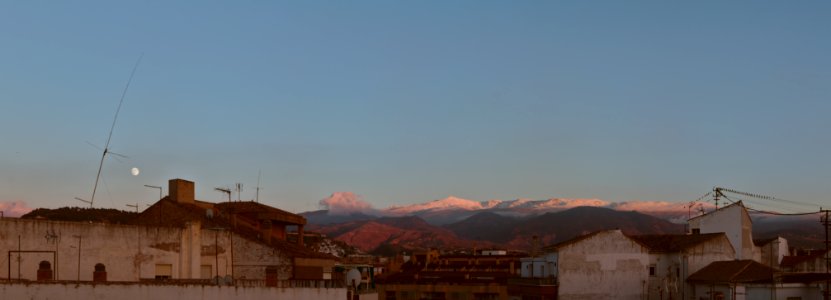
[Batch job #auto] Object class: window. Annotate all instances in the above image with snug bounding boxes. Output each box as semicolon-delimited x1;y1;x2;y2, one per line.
200;265;212;279
155;264;172;280
648;265;656;276
692;228;701;234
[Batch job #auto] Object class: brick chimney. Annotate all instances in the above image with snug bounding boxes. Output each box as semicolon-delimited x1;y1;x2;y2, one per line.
169;179;195;204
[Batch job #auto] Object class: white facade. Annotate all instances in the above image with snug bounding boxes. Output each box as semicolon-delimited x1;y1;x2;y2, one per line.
0;282;347;300
757;236;790;268
688;202;754;260
0;218;293;282
551;230;650;300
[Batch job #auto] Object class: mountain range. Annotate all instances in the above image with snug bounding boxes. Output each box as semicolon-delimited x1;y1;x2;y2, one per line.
305;194;825;254
305;206;686;254
316;193;709;225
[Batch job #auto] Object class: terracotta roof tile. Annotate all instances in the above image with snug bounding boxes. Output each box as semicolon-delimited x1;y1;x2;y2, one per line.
629;233;726;253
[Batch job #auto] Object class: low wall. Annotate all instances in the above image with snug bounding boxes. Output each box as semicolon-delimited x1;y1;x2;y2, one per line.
0;282;347;300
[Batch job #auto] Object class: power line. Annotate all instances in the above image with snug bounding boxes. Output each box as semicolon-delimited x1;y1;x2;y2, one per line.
717;187;820;208
721;195;819;216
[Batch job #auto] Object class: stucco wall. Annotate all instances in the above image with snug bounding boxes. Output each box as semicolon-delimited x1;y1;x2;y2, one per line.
556;230;649;300
0;282;346;300
688;204;753;260
645;235;734;300
0;218;292;282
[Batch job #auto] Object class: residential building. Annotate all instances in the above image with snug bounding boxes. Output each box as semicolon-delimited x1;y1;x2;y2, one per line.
631;232;735;299
755;236;790;268
0;178;336;283
688;201;756;260
541;229;651;300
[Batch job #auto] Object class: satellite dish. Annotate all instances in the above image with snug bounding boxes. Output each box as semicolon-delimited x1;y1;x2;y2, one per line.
345;269;361;288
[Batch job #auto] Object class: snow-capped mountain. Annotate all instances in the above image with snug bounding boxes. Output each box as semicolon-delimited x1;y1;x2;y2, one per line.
311;192;713;225
385;196;491;215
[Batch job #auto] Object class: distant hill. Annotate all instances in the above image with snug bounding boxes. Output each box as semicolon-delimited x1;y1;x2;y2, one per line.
752;214;824;249
506;206;686;248
312;206;684;253
444;206;686;249
20;207;136;223
443;212;522;243
313;216;491;254
301;210;376;225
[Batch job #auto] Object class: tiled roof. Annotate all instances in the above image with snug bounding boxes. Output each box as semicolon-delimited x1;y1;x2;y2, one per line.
780;272;831;283
543;230;615;251
687;260;775;284
216;201;306;225
629;233;726;253
781;250;827;268
130;197;332;260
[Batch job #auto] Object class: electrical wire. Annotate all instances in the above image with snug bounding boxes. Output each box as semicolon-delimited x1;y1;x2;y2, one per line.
721;194;820;216
717;187;820;208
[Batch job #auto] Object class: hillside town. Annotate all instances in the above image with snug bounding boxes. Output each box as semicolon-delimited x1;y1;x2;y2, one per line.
1;178;829;300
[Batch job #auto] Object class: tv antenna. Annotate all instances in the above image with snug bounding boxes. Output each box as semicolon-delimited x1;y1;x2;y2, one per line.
254;170;263;203
215;187;231;202
235;183;243;202
77;54;143;208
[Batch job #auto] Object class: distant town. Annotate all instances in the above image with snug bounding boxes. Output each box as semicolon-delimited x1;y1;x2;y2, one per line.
1;178;828;300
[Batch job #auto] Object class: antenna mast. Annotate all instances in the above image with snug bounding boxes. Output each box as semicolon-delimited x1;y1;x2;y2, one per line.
215;187;231;202
83;54;143;208
255;170;262;203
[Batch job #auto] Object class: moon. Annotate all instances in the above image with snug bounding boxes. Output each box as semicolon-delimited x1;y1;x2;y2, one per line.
131;167;140;176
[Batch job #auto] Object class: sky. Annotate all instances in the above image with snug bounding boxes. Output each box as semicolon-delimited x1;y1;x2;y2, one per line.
1;1;830;216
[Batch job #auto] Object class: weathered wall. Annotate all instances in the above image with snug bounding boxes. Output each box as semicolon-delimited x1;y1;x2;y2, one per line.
644;235;734;300
556;230;649;300
0;218;292;282
689;203;753;260
685;235;735;275
0;282;346;300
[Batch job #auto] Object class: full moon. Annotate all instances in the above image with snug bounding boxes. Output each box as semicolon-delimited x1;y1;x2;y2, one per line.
131;167;140;176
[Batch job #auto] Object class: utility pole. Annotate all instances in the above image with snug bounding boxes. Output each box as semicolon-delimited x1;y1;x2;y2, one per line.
822;208;830;300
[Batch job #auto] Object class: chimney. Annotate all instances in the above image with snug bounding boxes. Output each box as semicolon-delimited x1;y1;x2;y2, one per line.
169;179;195;204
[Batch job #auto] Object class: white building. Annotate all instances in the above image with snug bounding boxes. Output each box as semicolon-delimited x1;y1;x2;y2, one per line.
631;233;735;300
688;201;756;260
544;229;650;300
0;178;336;283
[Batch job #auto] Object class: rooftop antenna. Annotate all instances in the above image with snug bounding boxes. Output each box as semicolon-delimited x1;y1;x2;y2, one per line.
713;187;724;210
79;54;143;208
215;187;231;202
255;170;262;203
235;183;243;202
126;203;139;213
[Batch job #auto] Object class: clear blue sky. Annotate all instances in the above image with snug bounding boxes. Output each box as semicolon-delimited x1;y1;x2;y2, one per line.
1;1;830;213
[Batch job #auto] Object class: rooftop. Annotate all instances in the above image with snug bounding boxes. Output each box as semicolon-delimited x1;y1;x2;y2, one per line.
687;260;775;284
